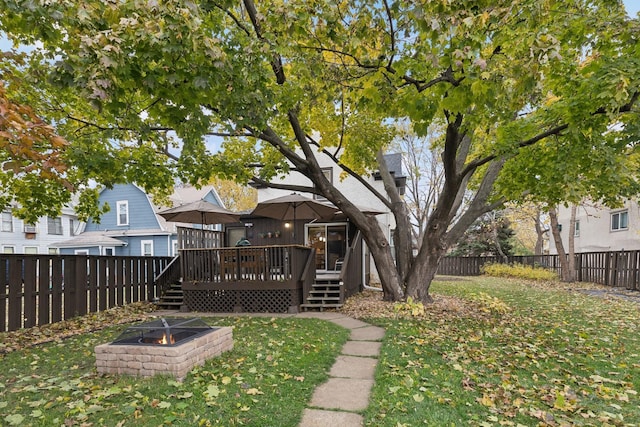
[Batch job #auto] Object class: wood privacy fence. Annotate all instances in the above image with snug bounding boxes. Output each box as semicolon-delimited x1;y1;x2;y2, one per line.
1;254;172;332
438;250;640;290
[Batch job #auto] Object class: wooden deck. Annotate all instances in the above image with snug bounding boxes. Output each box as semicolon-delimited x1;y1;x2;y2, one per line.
179;245;315;313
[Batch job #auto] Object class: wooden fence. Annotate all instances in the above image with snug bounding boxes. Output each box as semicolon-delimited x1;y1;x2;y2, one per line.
438;250;640;290
1;254;172;332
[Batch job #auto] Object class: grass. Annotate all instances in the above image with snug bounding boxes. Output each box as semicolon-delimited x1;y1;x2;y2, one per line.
0;316;349;426
2;277;639;426
363;277;640;426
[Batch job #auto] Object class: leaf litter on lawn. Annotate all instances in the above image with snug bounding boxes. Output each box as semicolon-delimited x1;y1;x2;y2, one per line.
0;302;156;354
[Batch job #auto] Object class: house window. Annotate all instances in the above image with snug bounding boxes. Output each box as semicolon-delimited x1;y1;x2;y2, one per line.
69;219;76;236
75;249;89;255
3;246;15;254
49;248;59;255
24;222;37;233
103;247;115;256
24;247;38;254
574;220;580;237
141;240;154;256
611;211;629;231
47;217;63;235
117;201;129;226
314;168;333;201
1;212;13;232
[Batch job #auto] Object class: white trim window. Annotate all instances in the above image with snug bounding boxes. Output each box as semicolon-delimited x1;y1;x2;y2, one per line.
1;211;13;232
2;246;15;254
611;210;629;231
47;217;63;235
574;220;580;237
117;201;129;226
24;247;38;254
314;167;333;201
141;240;154;256
74;249;89;255
103;247;115;256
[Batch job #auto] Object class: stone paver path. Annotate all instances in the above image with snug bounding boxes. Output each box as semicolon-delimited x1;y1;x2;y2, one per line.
152;310;385;427
297;312;385;427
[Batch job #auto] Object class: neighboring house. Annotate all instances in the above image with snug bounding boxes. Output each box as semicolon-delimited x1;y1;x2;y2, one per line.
550;200;640;254
52;184;225;256
250;152;406;284
1;205;81;254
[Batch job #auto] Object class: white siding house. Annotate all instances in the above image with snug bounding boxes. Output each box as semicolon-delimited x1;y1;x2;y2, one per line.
550;200;640;254
0;205;82;254
255;152;405;284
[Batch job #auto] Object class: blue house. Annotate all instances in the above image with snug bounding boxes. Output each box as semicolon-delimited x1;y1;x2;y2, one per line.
52;184;225;256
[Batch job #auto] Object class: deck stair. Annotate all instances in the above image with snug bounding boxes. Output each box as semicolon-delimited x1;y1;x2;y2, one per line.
301;277;343;311
157;281;184;310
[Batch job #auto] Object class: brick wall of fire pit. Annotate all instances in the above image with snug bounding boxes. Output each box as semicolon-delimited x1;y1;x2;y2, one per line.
95;326;233;380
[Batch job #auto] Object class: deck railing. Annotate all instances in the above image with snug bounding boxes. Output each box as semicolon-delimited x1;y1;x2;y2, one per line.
180;245;314;312
180;245;313;284
177;226;224;249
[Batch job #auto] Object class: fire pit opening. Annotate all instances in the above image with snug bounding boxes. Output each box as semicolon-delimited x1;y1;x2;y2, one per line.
111;317;214;347
95;317;233;380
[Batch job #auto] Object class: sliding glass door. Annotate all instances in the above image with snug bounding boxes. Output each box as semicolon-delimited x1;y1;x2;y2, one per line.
306;223;347;271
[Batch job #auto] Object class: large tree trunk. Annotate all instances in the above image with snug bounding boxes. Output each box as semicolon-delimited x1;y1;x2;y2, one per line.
548;206;575;282
360;217;405;301
568;204;577;277
534;209;544;256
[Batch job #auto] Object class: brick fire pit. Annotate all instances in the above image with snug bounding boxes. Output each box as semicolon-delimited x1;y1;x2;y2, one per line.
95;318;233;380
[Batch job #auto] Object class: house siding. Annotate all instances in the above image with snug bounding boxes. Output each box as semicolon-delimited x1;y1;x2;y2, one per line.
1;208;80;254
550;201;640;254
85;184;161;232
57;184;224;256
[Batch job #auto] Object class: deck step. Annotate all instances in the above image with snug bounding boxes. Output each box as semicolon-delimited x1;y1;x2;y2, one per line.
157;282;184;310
300;303;343;311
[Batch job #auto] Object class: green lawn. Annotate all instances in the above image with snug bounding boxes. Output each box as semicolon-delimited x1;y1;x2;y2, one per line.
364;277;640;426
2;277;639;426
0;316;349;426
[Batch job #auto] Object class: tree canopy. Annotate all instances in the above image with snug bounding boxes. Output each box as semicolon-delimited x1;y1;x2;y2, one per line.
1;0;639;301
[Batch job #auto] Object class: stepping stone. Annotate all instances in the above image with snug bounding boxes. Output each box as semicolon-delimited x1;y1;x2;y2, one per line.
310;378;375;411
298;409;363;427
329;355;378;379
350;326;385;341
329;317;371;330
342;341;382;357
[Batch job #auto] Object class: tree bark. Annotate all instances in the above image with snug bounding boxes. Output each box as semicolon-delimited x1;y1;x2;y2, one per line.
548;206;575;282
534;209;544;256
568;204;577;280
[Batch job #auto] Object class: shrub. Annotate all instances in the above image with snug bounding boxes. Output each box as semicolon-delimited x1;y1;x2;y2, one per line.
481;262;558;281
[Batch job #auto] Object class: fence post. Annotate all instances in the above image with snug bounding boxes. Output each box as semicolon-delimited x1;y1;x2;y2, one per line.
23;256;37;328
8;257;23;331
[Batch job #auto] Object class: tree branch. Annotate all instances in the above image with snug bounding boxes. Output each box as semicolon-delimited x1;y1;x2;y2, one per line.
249;176;318;195
461;90;640;179
306;135;393;210
243;0;286;84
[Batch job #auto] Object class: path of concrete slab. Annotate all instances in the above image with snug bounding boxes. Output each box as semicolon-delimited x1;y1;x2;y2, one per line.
151;310;384;427
297;313;385;427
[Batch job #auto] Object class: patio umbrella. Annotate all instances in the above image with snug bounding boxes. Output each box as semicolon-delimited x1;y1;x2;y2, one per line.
158;200;241;227
251;193;339;238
